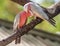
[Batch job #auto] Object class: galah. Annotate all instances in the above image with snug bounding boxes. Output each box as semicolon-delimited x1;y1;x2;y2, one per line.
13;11;32;44
24;2;56;27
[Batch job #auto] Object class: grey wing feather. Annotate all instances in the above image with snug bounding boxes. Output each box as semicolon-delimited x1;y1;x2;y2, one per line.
47;19;56;27
30;3;49;20
13;13;20;31
30;2;56;27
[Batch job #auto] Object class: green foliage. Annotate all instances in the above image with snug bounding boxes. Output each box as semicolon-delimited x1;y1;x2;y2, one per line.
41;0;55;7
0;0;23;22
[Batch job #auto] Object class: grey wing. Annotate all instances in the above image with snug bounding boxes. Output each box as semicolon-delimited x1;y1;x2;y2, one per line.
30;3;49;20
13;13;20;31
30;3;56;27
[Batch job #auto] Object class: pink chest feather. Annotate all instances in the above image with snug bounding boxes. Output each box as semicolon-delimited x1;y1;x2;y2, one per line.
18;11;31;28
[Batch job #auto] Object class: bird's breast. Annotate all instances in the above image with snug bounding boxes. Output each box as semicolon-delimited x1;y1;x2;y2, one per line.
18;11;27;28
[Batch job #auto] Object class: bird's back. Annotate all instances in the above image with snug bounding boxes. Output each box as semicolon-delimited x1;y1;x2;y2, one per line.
30;2;49;20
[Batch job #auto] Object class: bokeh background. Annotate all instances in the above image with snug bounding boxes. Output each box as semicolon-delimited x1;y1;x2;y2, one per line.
0;0;60;34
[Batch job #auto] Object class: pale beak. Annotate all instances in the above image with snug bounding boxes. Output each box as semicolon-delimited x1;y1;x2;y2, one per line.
29;10;37;19
30;9;36;17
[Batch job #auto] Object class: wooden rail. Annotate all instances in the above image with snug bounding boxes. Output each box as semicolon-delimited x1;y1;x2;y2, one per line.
0;19;60;43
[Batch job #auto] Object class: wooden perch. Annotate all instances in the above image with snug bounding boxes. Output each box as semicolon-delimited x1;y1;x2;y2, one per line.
11;0;31;6
0;0;60;46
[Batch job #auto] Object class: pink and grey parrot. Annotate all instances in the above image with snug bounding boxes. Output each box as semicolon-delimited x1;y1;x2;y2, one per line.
13;11;32;44
24;2;56;27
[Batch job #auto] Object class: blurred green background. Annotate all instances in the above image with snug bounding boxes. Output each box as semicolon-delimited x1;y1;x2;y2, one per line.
0;0;60;34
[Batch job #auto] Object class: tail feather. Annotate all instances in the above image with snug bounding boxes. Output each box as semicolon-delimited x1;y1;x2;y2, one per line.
51;18;56;22
47;19;56;27
15;29;21;44
50;19;56;24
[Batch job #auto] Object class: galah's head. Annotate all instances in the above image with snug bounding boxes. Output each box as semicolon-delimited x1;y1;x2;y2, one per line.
24;2;33;16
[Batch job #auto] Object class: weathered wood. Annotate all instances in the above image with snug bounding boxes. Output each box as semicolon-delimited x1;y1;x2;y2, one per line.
0;19;12;29
11;0;31;6
29;29;60;42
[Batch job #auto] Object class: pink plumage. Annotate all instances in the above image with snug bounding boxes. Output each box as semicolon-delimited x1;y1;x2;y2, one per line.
13;11;31;44
13;10;31;31
18;11;31;28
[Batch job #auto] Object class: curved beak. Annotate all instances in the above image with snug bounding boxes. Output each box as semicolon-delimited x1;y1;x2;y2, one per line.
29;9;35;16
